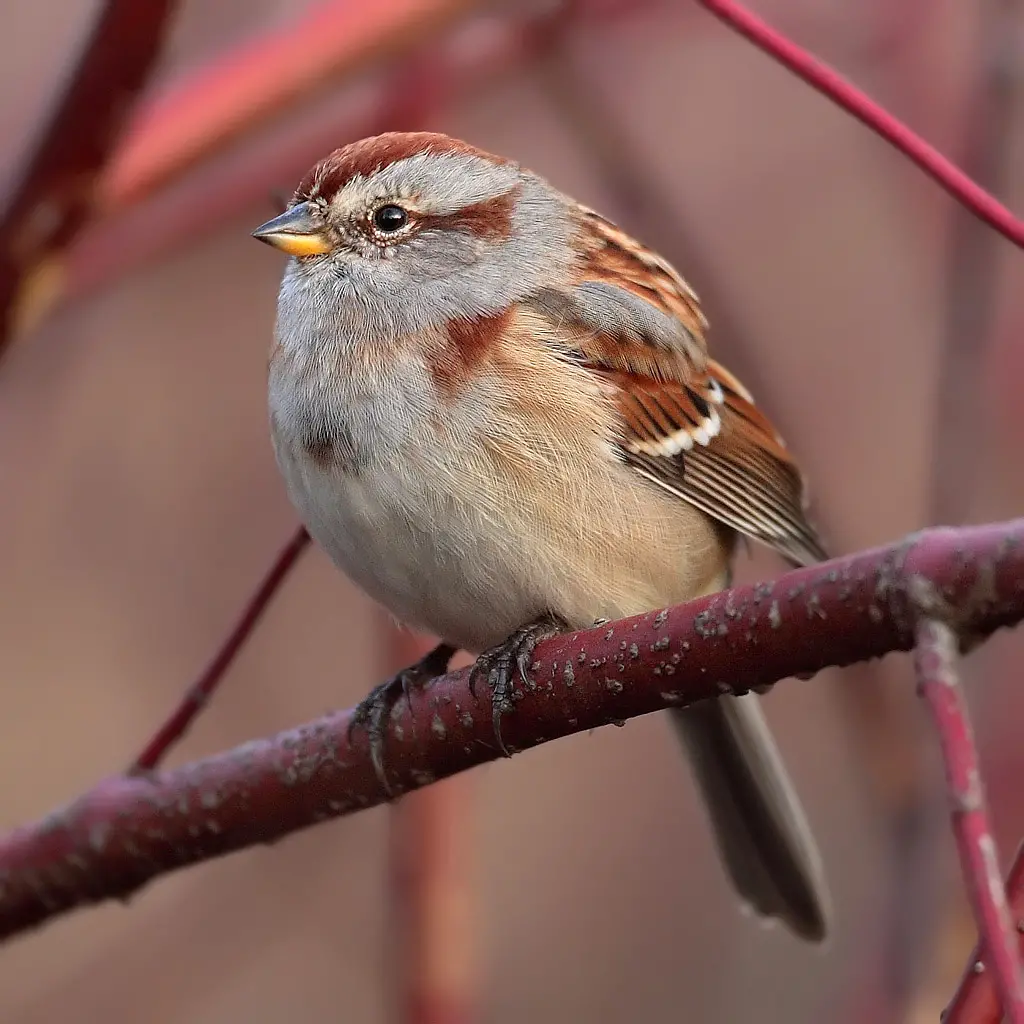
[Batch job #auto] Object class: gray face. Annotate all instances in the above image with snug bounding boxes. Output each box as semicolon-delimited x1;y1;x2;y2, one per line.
274;150;578;353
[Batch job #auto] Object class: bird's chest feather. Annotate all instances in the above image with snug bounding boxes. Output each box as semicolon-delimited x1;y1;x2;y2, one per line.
267;345;550;647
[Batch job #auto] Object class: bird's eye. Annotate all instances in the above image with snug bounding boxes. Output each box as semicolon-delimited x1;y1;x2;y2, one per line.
372;204;408;233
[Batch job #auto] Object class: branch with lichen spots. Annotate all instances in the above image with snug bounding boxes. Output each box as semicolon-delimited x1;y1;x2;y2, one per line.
1;520;1022;944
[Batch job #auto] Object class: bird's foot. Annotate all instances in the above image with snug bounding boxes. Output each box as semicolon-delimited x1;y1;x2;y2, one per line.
348;641;456;796
468;614;566;757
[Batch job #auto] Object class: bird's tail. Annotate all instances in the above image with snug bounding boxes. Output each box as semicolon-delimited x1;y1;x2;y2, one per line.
668;693;830;941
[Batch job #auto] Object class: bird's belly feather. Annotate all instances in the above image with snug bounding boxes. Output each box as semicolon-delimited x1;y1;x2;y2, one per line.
275;435;729;655
274;447;548;652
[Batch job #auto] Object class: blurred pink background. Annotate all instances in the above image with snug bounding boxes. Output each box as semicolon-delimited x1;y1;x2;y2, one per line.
0;1;1022;1021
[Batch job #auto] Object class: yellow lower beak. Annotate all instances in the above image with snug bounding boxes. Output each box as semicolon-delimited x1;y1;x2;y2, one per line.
252;202;332;256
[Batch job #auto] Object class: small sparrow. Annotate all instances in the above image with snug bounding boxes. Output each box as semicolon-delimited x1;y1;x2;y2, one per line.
253;132;829;941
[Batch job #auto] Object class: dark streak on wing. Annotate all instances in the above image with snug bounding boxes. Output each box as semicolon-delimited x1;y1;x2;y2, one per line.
620;362;827;567
578;207;708;352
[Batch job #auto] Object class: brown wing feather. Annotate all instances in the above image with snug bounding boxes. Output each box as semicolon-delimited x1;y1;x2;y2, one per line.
611;361;826;566
577;208;708;353
534;210;826;566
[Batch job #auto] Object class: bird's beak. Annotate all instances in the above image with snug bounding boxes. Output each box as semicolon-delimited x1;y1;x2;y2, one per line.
251;202;332;256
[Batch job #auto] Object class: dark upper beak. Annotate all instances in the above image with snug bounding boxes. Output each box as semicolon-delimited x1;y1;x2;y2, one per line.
251;202;332;256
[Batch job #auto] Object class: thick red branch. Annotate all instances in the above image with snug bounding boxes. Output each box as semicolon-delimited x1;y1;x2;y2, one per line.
0;520;1022;942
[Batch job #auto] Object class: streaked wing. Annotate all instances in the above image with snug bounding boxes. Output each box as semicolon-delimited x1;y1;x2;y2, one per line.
616;359;827;566
529;207;826;567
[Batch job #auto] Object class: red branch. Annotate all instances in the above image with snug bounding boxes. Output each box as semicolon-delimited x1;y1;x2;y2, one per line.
697;0;1024;249
914;619;1024;1022
128;527;310;772
0;0;178;356
946;842;1024;1023
0;519;1022;942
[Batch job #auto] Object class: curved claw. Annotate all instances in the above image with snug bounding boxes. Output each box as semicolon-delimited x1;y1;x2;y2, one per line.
366;696;393;796
489;659;512;757
469;614;565;758
492;705;510;757
346;642;456;797
516;649;534;685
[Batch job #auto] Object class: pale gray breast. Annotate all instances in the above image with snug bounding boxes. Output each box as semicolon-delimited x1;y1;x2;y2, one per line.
268;343;434;475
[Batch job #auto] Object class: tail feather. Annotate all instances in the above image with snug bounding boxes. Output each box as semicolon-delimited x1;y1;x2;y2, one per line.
669;695;829;942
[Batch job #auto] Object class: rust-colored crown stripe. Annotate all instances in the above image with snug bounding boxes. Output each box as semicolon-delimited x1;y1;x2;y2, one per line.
296;131;512;202
294;132;519;244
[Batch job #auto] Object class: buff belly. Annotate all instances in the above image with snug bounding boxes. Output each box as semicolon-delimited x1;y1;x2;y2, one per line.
273;424;730;655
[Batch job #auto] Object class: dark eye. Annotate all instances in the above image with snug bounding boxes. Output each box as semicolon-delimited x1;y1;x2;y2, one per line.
373;204;408;233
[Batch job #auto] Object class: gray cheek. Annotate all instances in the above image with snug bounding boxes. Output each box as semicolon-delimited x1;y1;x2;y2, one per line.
399;231;483;283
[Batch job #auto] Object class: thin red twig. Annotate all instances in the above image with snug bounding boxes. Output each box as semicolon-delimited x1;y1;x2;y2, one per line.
127;526;310;773
0;0;179;359
1;518;1023;942
697;0;1024;249
946;842;1024;1023
913;619;1024;1023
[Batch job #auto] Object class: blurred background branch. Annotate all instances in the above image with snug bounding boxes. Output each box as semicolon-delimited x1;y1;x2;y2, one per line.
65;0;658;303
0;0;178;355
98;0;477;210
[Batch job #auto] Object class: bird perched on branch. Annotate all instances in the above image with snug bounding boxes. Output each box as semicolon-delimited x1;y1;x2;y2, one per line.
254;131;830;941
